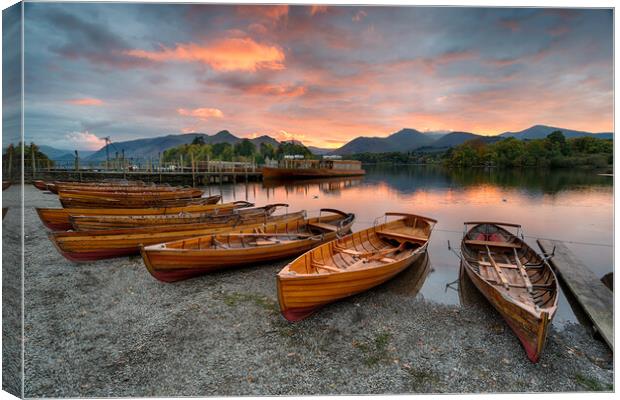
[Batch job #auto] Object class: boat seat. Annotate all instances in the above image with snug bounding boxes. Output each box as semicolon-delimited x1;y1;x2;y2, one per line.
337;248;364;256
380;257;396;263
464;239;521;249
377;230;427;243
307;222;338;232
255;239;278;246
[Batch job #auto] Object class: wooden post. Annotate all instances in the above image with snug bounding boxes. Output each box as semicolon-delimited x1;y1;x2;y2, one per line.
159;152;163;183
180;155;184;174
190;151;196;187
31;143;36;179
7;145;13;180
74;150;79;171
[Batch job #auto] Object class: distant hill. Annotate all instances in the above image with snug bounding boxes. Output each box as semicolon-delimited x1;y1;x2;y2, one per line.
332;128;435;155
85;131;279;161
38;145;95;161
500;125;613;140
307;146;333;155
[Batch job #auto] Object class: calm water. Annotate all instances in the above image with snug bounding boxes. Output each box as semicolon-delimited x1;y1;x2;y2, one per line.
206;165;613;327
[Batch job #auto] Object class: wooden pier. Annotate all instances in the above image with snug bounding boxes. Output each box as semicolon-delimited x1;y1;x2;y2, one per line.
538;239;613;351
26;170;263;186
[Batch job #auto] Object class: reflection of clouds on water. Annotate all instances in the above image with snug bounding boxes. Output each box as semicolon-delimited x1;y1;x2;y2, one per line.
211;165;612;326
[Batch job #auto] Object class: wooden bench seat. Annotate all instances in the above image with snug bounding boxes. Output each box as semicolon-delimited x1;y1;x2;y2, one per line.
377;230;427;243
307;222;338;232
464;239;521;249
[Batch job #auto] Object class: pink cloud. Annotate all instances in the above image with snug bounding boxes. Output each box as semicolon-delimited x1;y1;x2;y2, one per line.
244;84;306;97
237;5;288;20
64;131;106;150
353;10;367;22
310;5;329;16
126;38;285;72
66;97;104;106
177;107;224;120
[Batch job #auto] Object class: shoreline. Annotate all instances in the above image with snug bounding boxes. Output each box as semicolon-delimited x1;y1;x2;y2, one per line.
20;185;613;396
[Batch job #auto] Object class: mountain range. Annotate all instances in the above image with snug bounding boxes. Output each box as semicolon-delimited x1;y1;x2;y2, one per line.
37;124;612;160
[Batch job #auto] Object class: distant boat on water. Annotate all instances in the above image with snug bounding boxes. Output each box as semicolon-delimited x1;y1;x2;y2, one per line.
262;159;365;179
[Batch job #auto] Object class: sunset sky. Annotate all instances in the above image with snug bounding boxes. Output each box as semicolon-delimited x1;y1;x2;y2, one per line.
20;4;613;150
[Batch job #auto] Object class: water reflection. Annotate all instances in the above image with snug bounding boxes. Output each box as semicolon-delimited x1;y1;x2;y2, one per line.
210;164;612;326
384;252;432;297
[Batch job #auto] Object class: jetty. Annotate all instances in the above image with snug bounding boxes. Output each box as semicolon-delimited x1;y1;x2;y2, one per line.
537;239;613;351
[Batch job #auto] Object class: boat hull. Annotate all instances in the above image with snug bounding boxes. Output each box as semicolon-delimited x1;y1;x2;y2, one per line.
462;260;551;363
49;212;305;262
142;240;320;282
277;248;424;321
36;199;229;231
141;214;355;282
262;166;365;179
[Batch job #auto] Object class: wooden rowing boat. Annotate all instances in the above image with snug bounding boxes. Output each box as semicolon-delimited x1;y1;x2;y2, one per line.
59;187;203;199
459;222;558;363
70;203;287;230
277;212;436;322
36;196;231;231
34;180;48;191
58;192;217;209
141;209;355;282
49;211;307;262
47;180;147;194
54;183;179;193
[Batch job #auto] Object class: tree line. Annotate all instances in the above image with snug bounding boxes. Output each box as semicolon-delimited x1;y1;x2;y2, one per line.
443;131;612;168
162;137;314;165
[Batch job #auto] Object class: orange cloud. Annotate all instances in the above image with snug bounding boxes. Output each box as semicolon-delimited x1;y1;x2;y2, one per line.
177;107;224;120
66;97;104;106
310;5;329;16
237;5;288;20
126;38;285;72
245;84;306;97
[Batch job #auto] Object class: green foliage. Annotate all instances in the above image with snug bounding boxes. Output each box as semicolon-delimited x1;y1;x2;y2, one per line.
3;142;54;166
275;142;313;159
444;132;612;169
161;139;315;164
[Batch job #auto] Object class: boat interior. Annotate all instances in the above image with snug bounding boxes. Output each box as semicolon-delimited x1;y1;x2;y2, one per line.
462;223;557;310
285;214;434;275
158;211;354;250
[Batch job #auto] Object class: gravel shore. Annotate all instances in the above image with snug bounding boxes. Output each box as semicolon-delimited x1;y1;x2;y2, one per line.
21;185;613;396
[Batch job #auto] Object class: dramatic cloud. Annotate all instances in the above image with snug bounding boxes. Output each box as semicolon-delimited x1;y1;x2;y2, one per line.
66;98;104;106
126;38;285;71
177;107;224;120
22;4;613;149
64;131;107;150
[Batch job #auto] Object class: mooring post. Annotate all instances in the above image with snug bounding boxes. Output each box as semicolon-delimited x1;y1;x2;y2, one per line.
31;143;36;179
159;152;163;184
191;151;196;187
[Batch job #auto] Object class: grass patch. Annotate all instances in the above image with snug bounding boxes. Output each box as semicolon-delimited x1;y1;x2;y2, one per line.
221;292;278;313
575;373;613;391
353;331;392;366
405;367;440;391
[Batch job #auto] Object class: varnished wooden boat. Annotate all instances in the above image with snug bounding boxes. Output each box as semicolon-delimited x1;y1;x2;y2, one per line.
277;212;436;322
36;196;231;231
33;180;48;191
54;183;179;193
49;211;306;262
459;222;558;363
141;209;354;282
59;192;218;209
3;181;11;191
59;187;203;199
47;180;146;194
70;203;287;230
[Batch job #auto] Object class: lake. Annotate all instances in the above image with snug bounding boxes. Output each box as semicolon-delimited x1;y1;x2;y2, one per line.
205;165;613;327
